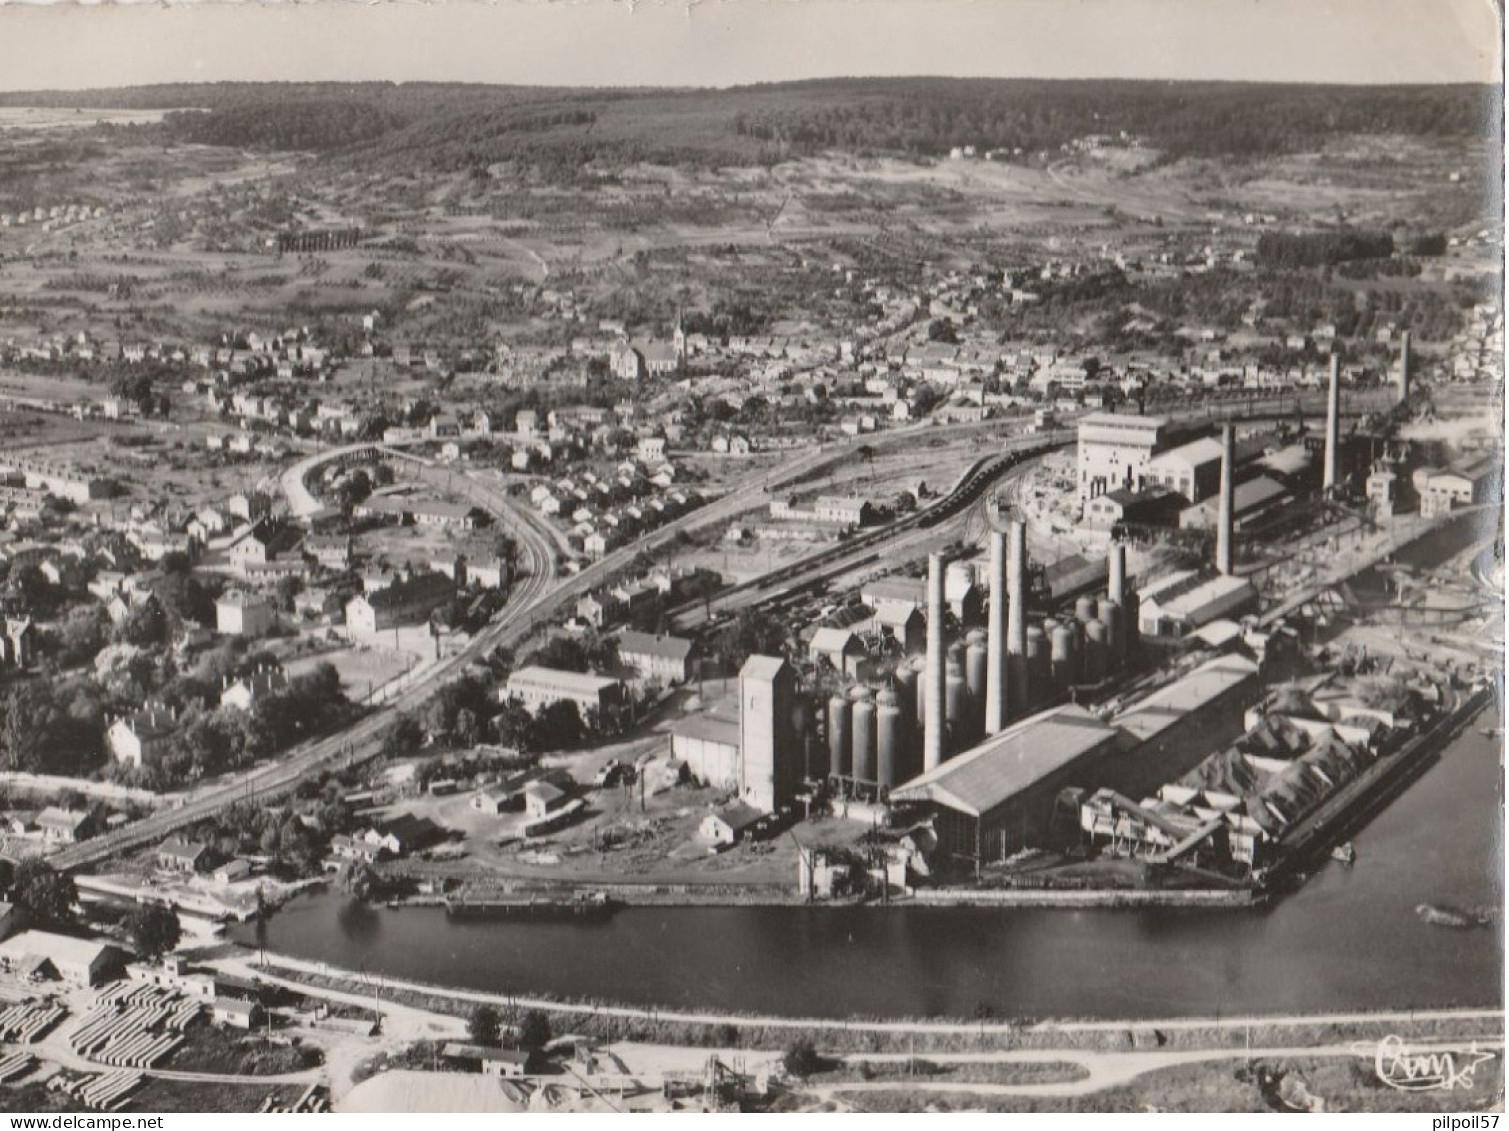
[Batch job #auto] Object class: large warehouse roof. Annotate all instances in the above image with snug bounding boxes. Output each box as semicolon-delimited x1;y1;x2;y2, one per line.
1113;654;1260;744
891;704;1126;818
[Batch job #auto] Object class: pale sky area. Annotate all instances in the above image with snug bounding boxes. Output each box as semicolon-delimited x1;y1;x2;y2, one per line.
0;0;1499;92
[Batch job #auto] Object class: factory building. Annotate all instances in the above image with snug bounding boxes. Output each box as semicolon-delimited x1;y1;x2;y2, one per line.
1179;476;1290;534
1146;436;1225;504
1136;570;1258;639
1076;412;1169;504
502;666;625;717
1107;654;1261;799
869;604;925;653
1418;457;1501;517
809;627;867;677
890;704;1129;863
671;714;742;790
1081;486;1184;531
739;655;797;813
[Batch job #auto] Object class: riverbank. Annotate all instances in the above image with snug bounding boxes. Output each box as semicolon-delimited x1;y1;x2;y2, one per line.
212;945;1502;1058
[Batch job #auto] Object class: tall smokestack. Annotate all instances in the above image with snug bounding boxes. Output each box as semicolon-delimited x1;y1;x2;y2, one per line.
1216;424;1235;576
924;552;946;771
1323;353;1341;493
1006;519;1029;718
1108;540;1128;659
1398;330;1412;407
1108;541;1126;606
984;529;1007;734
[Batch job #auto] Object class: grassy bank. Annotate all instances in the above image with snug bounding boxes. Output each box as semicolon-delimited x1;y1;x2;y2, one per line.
254;960;1501;1058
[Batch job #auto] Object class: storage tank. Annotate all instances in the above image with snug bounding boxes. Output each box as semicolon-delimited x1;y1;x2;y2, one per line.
1050;622;1078;689
850;686;877;785
1084;619;1109;683
1098;597;1123;670
827;694;851;778
945;646;968;750
876;687;904;790
946;559;976;596
909;655;928;735
1122;590;1141;661
964;629;988;700
1025;624;1049;706
1075;595;1098;624
895;661;919;726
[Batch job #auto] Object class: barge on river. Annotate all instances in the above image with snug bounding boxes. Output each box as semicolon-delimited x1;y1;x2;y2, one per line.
443;890;617;921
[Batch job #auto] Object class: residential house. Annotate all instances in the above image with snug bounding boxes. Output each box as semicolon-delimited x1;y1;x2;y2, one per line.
215;590;275;638
616;631;697;684
219;666;288;711
106;704;179;767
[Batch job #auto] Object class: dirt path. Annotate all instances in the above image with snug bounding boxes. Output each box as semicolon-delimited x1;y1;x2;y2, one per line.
806;1037;1507;1100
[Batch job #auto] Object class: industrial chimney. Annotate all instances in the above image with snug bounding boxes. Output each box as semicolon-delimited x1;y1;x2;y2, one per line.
1108;541;1126;605
924;552;946;771
1006;519;1029;718
1323;353;1341;492
1398;330;1412;407
1216;424;1235;576
984;528;1007;734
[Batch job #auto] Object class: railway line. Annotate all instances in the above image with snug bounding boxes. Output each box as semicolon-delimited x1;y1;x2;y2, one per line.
50;434;861;871
672;432;1070;630
53;394;1402;871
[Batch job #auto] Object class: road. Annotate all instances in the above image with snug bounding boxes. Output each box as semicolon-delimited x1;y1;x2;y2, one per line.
221;953;1505;1102
806;1037;1507;1101
51;454;563;872
52;433;864;871
54;391;1410;871
226;950;1503;1041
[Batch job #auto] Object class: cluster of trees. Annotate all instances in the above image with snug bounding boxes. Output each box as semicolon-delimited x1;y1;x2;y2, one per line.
0;677;107;778
161;99;404;153
193;790;355;877
726;78;1494;160
526;633;618;675
490;698;588;754
128;662;354;789
466;1003;551;1050
12;78;1491;173
1255;230;1395;269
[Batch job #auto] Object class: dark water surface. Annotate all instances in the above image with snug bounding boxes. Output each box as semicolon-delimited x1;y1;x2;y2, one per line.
237;716;1504;1019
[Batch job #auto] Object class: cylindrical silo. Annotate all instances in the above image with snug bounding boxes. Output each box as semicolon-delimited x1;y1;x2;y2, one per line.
985;528;1008;735
1051;622;1077;690
964;629;988;700
895;661;918;725
1122;590;1140;662
1098;597;1123;670
1084;619;1109;683
1007;520;1029;718
946;559;977;626
827;693;851;779
1025;624;1048;709
909;654;928;737
924;553;946;770
945;646;968;751
1075;595;1097;625
876;687;903;790
851;686;876;785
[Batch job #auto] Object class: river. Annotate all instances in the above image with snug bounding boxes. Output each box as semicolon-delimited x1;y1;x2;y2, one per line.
236;710;1504;1020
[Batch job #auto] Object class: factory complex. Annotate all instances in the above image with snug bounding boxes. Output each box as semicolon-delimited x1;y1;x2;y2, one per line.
637;332;1496;896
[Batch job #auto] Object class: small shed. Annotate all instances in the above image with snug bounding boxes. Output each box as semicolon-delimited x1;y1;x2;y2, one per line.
699;801;766;847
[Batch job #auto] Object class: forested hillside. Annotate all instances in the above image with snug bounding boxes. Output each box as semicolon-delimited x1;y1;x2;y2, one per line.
1;78;1496;172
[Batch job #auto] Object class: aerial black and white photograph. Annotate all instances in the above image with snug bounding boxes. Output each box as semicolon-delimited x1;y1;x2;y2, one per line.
0;0;1498;1117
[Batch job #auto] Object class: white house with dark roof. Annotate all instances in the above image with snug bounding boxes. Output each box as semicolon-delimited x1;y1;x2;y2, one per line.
616;631;697;683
